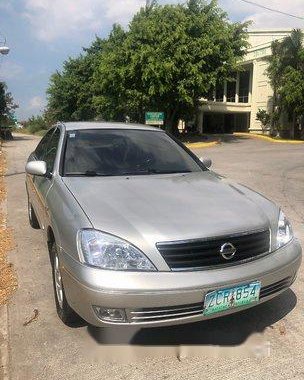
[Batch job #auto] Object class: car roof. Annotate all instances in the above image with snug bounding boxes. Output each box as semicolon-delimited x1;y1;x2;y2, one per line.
60;121;163;132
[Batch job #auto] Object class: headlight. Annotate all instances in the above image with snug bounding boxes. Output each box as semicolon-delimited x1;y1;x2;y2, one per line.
77;229;156;271
276;210;293;249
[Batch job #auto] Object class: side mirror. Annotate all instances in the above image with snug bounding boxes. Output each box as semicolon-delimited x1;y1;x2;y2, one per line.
200;157;212;169
25;161;47;177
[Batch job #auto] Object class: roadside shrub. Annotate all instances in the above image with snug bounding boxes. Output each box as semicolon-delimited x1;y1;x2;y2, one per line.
23;116;49;135
256;109;271;133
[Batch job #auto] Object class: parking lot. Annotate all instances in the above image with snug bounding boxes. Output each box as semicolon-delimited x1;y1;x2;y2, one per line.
4;134;304;380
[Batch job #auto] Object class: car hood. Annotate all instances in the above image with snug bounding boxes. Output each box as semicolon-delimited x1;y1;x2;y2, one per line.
62;172;275;248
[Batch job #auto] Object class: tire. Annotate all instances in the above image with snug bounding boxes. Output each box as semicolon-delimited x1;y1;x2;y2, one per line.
28;201;40;229
50;242;83;327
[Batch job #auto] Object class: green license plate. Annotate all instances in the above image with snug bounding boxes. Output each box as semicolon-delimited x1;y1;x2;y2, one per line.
203;281;261;316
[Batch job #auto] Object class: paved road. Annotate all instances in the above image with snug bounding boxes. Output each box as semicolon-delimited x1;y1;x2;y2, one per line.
4;134;304;380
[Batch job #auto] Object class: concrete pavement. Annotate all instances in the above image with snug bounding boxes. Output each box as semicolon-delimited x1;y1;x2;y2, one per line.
3;133;304;379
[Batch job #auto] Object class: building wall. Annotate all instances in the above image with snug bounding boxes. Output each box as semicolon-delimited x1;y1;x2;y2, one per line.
247;30;291;132
247;30;292;50
249;59;274;131
198;29;293;134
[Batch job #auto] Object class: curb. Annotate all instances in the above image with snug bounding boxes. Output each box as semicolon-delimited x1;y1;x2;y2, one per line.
185;141;219;149
0;304;9;380
234;132;304;144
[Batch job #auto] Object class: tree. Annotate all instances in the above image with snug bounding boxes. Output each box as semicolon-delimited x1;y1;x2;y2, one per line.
47;0;249;133
256;109;271;133
0;82;18;125
92;24;128;121
0;82;18;140
93;0;249;133
22;115;49;134
46;37;106;122
267;29;304;138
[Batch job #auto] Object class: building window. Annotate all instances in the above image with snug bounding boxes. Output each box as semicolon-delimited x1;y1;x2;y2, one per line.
227;74;237;102
239;70;250;103
215;83;224;102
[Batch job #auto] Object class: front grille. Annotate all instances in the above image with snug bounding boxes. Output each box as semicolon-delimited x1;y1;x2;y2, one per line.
156;229;270;271
260;277;293;299
128;277;292;324
129;303;204;323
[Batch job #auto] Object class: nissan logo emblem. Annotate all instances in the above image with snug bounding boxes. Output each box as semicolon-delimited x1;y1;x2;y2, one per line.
220;242;237;260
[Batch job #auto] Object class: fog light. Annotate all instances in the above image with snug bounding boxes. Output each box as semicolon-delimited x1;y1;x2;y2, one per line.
93;306;127;322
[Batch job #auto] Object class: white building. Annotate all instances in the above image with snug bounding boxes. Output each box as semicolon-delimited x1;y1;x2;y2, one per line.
197;29;292;134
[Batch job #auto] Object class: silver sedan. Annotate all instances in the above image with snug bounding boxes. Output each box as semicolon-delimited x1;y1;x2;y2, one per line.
25;122;302;328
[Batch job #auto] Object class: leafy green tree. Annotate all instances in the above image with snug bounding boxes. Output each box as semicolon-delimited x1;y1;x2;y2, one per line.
23;115;49;134
47;37;105;122
0;82;18;126
256;109;271;133
93;0;249;133
47;0;248;133
267;29;304;138
280;68;304;116
92;24;128;121
0;82;18;140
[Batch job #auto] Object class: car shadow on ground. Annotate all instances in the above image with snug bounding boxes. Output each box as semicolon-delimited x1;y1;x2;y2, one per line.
87;289;297;346
2;135;36;151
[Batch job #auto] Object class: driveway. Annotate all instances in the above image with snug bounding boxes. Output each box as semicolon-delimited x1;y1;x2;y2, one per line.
4;133;304;379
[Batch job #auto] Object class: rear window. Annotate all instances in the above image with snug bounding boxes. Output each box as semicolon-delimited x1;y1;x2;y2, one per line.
63;129;203;177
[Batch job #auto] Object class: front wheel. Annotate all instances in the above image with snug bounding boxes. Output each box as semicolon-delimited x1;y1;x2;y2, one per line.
50;243;83;327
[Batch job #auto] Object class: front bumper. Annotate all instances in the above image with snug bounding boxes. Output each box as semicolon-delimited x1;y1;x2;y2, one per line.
60;239;302;327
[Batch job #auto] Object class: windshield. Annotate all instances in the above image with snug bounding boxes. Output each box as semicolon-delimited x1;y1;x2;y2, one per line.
63;129;204;177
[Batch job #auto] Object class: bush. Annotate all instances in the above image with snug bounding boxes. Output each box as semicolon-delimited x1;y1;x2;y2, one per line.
256;109;271;133
23;116;49;135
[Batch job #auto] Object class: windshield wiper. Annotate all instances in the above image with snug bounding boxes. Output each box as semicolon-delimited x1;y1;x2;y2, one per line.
65;169;192;177
65;171;115;177
119;169;192;176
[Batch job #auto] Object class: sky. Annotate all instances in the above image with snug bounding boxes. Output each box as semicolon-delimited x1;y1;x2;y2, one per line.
0;0;304;120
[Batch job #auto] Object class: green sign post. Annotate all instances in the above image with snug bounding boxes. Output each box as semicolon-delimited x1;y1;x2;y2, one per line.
145;112;165;126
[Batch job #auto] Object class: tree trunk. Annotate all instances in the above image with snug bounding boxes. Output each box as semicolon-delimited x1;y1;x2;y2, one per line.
291;113;296;140
271;89;277;134
166;107;179;136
